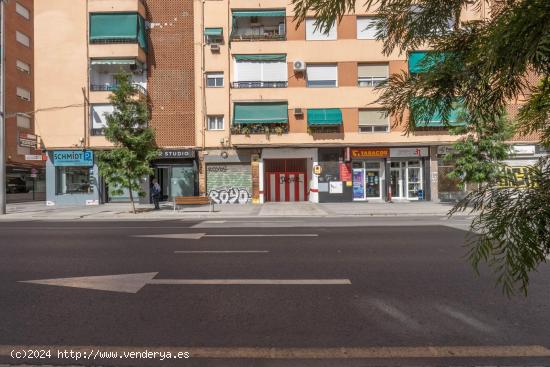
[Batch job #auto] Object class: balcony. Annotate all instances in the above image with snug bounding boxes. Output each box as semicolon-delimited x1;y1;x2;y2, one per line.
89;12;148;52
90;59;147;95
232;81;287;88
231;10;286;41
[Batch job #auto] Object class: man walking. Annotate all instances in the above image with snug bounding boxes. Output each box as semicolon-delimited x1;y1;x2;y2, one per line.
151;178;161;210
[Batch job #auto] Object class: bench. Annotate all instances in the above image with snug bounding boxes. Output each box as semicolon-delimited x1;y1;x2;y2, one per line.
173;196;215;212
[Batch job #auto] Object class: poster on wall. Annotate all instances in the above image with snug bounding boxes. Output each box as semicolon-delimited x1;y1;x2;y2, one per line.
329;181;343;194
352;170;364;199
339;162;352;182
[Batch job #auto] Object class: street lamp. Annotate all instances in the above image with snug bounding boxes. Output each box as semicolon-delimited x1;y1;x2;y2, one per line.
0;0;6;214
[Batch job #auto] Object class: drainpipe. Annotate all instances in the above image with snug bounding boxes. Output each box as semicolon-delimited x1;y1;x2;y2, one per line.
201;0;206;151
227;0;232;147
0;0;6;214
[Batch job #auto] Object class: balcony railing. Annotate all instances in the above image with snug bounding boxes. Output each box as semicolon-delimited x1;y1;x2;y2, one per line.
232;81;287;89
90;83;147;95
230;32;285;41
231;123;288;136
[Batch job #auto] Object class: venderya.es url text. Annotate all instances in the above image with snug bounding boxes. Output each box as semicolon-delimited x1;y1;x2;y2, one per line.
11;349;190;361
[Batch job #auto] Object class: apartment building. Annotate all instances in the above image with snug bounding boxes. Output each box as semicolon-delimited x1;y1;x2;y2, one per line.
194;1;545;204
1;0;45;202
34;0;197;206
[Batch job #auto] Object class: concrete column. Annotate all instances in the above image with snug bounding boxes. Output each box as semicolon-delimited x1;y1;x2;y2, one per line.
251;154;260;204
198;152;207;196
429;146;439;202
310;150;319;203
258;159;264;204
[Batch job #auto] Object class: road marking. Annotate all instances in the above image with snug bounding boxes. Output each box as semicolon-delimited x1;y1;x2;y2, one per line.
1;345;549;359
133;233;318;240
174;250;269;254
369;299;422;330
436;305;495;333
19;273;350;293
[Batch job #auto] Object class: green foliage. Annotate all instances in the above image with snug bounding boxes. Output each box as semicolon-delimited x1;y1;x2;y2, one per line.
450;157;550;296
292;0;550;294
97;72;158;213
445;113;514;186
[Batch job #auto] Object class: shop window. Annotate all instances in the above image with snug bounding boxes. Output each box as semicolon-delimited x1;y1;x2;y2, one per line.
55;167;94;195
206;72;224;87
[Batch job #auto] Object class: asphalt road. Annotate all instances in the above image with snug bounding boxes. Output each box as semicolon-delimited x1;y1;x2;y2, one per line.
0;219;549;366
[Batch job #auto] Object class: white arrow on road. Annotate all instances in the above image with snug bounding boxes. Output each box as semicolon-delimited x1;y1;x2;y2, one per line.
19;273;351;293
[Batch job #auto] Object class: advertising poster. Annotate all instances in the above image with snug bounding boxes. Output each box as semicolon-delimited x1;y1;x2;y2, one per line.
339;162;352;182
352;170;364;199
329;181;343;194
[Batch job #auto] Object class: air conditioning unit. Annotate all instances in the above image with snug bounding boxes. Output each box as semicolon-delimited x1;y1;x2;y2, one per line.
293;60;306;72
294;108;304;116
210;43;221;52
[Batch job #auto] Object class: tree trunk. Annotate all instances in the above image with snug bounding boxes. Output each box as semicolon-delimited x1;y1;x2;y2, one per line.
128;179;136;214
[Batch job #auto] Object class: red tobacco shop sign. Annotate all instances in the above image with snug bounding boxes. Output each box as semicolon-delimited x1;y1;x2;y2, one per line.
350;148;390;158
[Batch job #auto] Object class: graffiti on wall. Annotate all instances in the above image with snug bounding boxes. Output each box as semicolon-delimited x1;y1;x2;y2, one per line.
208;187;251;204
499;166;535;188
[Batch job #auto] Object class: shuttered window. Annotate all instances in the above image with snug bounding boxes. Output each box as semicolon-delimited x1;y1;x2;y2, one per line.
357;17;378;39
16;31;30;47
358;109;389;132
234;57;287;87
16;2;30;19
16;60;31;73
358;63;388;86
16;87;31;101
91;105;115;135
306;64;337;87
17;114;31;129
305;18;336;40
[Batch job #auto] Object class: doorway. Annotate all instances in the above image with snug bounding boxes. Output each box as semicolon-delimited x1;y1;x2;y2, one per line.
154;165;195;201
389;160;423;200
352;160;383;201
264;159;308;202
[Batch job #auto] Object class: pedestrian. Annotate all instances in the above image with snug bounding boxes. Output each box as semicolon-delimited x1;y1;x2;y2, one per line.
151;178;161;210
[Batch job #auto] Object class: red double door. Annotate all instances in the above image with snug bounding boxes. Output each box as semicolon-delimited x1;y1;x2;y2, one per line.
264;159;308;202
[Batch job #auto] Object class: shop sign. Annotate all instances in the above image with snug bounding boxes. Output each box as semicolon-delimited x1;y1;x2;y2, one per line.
390;147;429;158
158;149;195;159
19;133;37;148
52;150;94;167
25;154;45;161
313;165;322;175
510;145;535;156
350;148;389;159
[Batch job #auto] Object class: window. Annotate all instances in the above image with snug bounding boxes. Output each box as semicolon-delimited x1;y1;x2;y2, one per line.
207;115;224;130
91;104;115;135
16;31;30;47
16;114;31;129
234;55;287;88
206;72;224;87
16;60;31;73
16;87;31;101
15;2;30;19
305;18;336;40
357;17;378;40
56;167;94;195
204;28;224;44
358;109;389;132
306;64;337;87
358;63;389;87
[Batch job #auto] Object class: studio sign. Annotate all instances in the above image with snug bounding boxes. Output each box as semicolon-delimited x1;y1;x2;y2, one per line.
158;150;195;159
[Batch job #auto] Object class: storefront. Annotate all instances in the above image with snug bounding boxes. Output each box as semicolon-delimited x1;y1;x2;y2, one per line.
6;165;46;203
204;149;253;204
351;148;388;201
141;149;198;203
46;150;100;206
387;147;429;200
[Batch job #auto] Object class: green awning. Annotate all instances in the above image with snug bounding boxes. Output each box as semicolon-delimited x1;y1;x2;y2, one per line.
91;59;136;65
232;10;286;17
307;109;343;126
204;27;223;36
137;15;147;51
408;51;445;74
90;13;138;40
411;98;467;127
234;54;286;62
233;103;288;124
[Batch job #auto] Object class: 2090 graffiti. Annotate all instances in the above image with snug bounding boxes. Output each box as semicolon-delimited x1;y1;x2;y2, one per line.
208;187;251;204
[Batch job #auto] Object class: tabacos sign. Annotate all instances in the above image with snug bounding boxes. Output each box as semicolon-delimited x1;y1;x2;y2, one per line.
350;148;389;158
52;150;94;167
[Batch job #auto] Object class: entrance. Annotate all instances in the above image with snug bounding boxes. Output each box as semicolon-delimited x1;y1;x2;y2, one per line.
389;160;423;200
352;161;383;200
264;159;308;202
154;165;195;201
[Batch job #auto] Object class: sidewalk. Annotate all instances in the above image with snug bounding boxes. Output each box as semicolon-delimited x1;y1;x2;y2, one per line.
2;200;468;220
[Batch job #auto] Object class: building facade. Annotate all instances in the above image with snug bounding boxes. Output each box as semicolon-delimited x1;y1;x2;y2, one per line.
1;0;45;203
34;0;197;206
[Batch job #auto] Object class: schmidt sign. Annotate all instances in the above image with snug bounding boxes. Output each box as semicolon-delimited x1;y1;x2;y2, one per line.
52;150;94;167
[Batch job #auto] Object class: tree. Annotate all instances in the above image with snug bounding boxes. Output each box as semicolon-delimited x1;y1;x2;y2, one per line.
97;72;159;214
292;0;550;294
